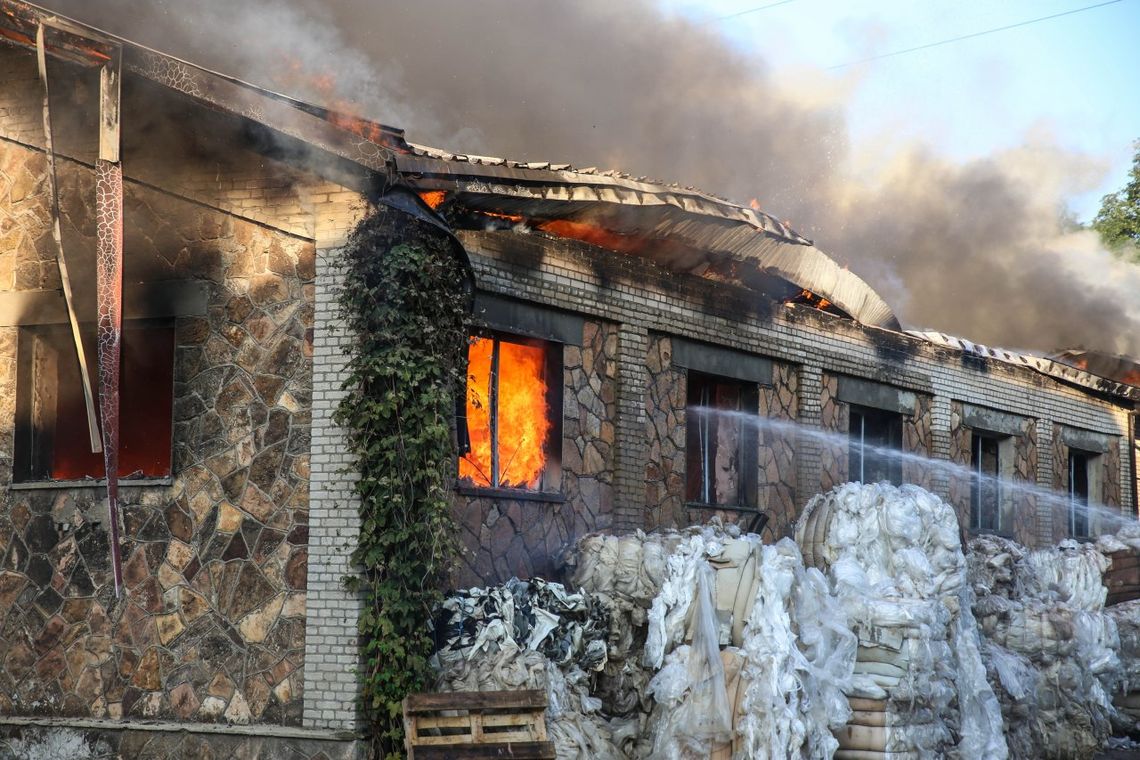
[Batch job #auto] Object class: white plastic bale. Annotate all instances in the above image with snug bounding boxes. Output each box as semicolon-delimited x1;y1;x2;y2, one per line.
734;539;856;760
800;483;1007;759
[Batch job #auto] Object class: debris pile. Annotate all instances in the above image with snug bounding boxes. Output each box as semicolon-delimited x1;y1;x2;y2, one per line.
969;534;1121;758
429;483;1140;759
430;577;635;757
797;482;1006;758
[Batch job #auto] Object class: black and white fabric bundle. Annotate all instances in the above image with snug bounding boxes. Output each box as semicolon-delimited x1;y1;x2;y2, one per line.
432;577;610;672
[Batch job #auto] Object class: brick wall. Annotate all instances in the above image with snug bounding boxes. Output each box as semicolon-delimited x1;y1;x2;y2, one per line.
457;229;1135;558
302;247;363;731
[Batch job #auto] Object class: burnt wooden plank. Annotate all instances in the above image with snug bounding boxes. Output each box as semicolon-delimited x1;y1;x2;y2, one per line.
412;741;555;760
404;690;547;714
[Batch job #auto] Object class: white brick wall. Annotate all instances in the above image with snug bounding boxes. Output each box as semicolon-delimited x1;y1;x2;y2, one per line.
303;246;363;731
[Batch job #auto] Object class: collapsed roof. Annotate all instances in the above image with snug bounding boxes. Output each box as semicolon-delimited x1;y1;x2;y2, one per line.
3;0;1136;404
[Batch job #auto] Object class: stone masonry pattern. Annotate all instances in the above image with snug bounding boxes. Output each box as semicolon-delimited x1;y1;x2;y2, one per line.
758;362;799;540
451;320;617;587
643;336;800;537
0;142;313;725
644;335;686;532
819;372;849;493
948;402;1040;546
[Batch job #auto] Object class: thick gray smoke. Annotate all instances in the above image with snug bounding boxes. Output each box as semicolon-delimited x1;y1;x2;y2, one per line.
38;0;1140;355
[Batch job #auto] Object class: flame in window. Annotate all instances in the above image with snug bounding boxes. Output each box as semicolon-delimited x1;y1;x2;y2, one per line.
459;336;550;489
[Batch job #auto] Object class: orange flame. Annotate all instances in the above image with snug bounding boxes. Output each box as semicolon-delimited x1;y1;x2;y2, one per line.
536;219;645;254
478;210;525;224
788;288;831;310
459;337;550;489
419;190;447;210
276;56;394;144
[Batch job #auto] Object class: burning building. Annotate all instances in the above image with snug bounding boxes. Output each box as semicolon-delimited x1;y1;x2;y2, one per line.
0;2;1136;757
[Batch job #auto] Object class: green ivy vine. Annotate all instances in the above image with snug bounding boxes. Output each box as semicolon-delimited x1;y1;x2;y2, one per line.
334;200;472;758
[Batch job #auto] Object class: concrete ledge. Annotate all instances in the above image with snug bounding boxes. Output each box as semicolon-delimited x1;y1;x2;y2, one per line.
0;717;364;760
0;715;358;742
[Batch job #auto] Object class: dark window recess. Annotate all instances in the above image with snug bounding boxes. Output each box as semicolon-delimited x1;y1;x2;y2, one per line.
848;405;903;486
458;333;562;493
1069;451;1090;538
15;321;175;482
685;372;759;508
971;434;1002;532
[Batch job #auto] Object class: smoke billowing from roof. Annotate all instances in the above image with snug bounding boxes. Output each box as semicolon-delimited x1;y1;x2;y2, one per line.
40;0;1140;355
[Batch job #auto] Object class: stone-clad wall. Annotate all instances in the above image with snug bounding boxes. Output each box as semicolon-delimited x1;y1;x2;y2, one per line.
642;335;799;538
1050;427;1122;542
0;141;313;725
902;394;934;492
451;319;617;587
819;373;849;493
1011;424;1039;547
759;362;799;540
947;401;1039;546
644;335;686;531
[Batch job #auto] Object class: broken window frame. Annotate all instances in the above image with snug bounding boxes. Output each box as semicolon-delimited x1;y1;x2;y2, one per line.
457;331;563;496
848;405;903;486
684;371;760;510
13;318;176;484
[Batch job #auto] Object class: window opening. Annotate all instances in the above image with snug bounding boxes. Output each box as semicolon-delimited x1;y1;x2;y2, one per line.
458;333;561;492
848;405;903;485
971;434;1002;532
685;372;759;508
15;320;175;482
1069;450;1090;538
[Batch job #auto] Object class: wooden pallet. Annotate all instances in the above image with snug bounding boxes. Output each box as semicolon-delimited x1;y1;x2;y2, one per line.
403;689;555;759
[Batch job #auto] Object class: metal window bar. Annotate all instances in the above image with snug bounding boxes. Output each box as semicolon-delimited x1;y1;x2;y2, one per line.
489;337;500;488
698;383;711;504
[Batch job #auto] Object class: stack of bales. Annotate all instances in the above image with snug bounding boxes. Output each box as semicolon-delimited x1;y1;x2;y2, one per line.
567;523;856;759
796;482;1005;759
969;534;1119;758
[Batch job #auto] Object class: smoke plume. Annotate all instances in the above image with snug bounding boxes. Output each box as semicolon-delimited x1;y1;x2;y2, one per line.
38;0;1140;355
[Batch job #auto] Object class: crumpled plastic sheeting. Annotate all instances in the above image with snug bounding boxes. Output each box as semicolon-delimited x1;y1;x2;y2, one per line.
1024;540;1110;611
1096;523;1140;554
969;533;1121;759
561;530;682;720
735;539;856;760
798;482;1007;759
639;524;856;759
431;578;633;759
643;561;733;759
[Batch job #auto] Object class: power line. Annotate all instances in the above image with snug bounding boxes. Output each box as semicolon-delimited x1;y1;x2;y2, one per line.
827;0;1125;70
714;0;797;22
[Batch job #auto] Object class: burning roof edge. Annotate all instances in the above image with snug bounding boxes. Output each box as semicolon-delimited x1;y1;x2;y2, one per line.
1;0;899;329
907;330;1140;404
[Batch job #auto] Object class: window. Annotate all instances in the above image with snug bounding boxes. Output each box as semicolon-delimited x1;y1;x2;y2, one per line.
1069;451;1091;538
14;320;175;482
685;372;759;508
971;434;1002;532
458;333;562;493
969;432;1015;534
848;405;902;485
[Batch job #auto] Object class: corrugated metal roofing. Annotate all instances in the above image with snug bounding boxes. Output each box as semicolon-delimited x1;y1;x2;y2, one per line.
907;330;1140;403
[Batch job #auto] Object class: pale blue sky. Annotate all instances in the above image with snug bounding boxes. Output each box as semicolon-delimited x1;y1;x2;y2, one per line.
664;0;1140;220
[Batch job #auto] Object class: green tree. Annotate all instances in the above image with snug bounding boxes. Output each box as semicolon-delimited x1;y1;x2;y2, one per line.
1093;140;1140;261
